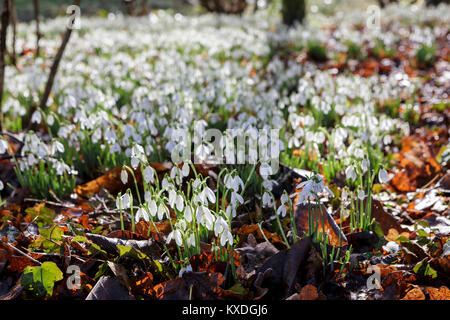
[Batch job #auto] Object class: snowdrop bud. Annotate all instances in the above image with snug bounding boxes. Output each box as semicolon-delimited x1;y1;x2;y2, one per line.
357;190;366;200
378;168;390;183
175;194;184;212
47;114;55;126
262;192;272;207
143;166;154;184
184;205;192;222
280;193;289;205
121;169;128;184
181;162;190;177
131;157;140;170
259;163;273;179
149;200;157;217
361;158;370;174
345;165;357;181
157;204;165;220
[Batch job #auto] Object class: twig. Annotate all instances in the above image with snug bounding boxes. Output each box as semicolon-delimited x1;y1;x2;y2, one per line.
0;131;23;145
23;197;75;208
1;241;41;265
39;0;81;110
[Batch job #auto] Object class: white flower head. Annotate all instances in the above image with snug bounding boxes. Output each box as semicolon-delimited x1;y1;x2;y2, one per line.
345;165;357;181
378;168;390;183
121;169;128;185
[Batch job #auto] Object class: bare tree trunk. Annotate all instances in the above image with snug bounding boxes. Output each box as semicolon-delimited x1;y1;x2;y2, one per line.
0;0;10;131
39;0;81;110
8;0;16;66
33;0;41;57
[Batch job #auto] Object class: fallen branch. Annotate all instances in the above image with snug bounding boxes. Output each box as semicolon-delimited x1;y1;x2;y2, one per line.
39;0;81;110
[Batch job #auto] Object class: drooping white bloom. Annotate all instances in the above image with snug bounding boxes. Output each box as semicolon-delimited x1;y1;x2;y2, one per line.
184;205;192;222
135;206;149;223
178;264;193;277
116;193;131;209
121;169;128;184
276;204;287;217
295;174;334;205
202;186;216;204
148;200;157;217
345;165;357;181
167;229;183;246
157;203;168;220
31;110;42;124
143;166;154;184
181;162;190;177
361;158;370;174
175;194;184;212
378;168;390;183
358;190;366;200
262;191;272;207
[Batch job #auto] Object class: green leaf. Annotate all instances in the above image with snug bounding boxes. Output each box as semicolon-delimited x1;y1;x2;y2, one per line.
413;259;437;279
21;262;63;297
72;236;107;257
396;235;411;243
30;226;64;253
416;220;430;229
228;282;248;296
117;245;149;261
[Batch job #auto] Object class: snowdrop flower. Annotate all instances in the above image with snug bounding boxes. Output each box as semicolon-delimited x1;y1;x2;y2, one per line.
47;114;55;126
201;186;216;204
276;204;287;217
51;141;65;155
357;190;366;200
378;168;390;183
214;216;228;237
345;165;357;181
0;180;4;191
295;174;334;205
121;169;128;184
148;200;157;217
220;230;233;246
230;191;244;206
157;203;169;220
135;206;149;223
143;166;155;184
187;233;195;248
131;157;140;170
262;191;272;207
361;158;370;174
196;205;215;230
184;205;192;222
167;229;183;246
116;193;131;209
178;265;193;277
181;162;190;177
224;175;244;193
31;110;42;124
259;163;273;180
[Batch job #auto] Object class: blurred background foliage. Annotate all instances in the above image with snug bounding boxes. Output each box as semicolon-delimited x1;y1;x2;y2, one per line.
4;0;449;22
